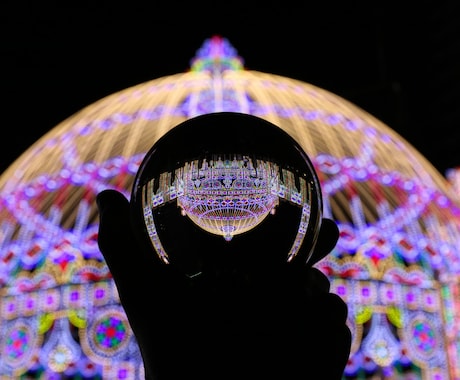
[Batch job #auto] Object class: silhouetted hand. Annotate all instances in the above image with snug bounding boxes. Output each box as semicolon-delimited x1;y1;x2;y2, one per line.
97;189;351;380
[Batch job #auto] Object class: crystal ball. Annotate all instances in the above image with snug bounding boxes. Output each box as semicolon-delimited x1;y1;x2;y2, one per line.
130;112;323;276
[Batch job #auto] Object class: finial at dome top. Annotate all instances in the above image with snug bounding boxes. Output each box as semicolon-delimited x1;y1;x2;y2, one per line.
190;35;244;73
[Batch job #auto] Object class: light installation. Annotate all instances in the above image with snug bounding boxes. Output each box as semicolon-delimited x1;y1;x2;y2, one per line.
0;35;459;379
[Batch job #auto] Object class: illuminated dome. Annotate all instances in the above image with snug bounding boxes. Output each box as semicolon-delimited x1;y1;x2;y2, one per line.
1;35;460;379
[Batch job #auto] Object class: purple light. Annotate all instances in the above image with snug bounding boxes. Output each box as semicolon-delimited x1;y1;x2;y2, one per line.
344;119;359;131
95;288;105;299
70;291;79;302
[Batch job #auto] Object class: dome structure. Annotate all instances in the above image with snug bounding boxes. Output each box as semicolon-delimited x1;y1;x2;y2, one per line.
0;35;460;379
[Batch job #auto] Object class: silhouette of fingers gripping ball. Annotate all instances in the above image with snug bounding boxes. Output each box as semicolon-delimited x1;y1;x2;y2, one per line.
97;112;351;380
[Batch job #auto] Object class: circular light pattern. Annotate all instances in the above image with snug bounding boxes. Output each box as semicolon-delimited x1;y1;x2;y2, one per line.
47;344;73;373
4;324;30;362
413;320;437;354
95;316;127;349
91;310;130;354
407;313;441;364
1;320;39;374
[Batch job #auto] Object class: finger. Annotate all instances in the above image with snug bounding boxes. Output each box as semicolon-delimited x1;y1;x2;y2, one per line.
96;189;135;260
308;217;339;265
310;292;349;325
305;267;331;293
308;293;352;377
97;189;159;296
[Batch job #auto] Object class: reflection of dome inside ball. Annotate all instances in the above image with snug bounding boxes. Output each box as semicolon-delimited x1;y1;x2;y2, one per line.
178;156;278;241
167;156;279;241
131;112;322;273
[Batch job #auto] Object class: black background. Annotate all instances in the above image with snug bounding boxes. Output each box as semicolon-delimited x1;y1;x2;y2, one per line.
2;1;459;176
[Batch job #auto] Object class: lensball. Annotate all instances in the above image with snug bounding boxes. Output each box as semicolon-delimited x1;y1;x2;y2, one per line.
130;112;323;277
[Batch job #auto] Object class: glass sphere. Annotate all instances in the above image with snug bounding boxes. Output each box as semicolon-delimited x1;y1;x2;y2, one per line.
131;112;323;276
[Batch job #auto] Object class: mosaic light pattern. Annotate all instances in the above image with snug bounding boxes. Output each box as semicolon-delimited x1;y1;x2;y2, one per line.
0;35;460;379
94;315;127;349
4;323;33;364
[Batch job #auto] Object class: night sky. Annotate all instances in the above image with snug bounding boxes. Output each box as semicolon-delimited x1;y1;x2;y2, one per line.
2;1;459;176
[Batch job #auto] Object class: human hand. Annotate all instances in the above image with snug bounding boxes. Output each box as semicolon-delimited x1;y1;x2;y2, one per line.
97;188;351;380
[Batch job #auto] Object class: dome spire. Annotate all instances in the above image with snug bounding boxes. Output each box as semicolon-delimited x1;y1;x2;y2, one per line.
190;35;244;73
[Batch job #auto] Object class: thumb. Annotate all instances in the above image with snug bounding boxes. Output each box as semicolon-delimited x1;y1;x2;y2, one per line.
97;189;137;269
97;189;155;294
308;218;339;266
